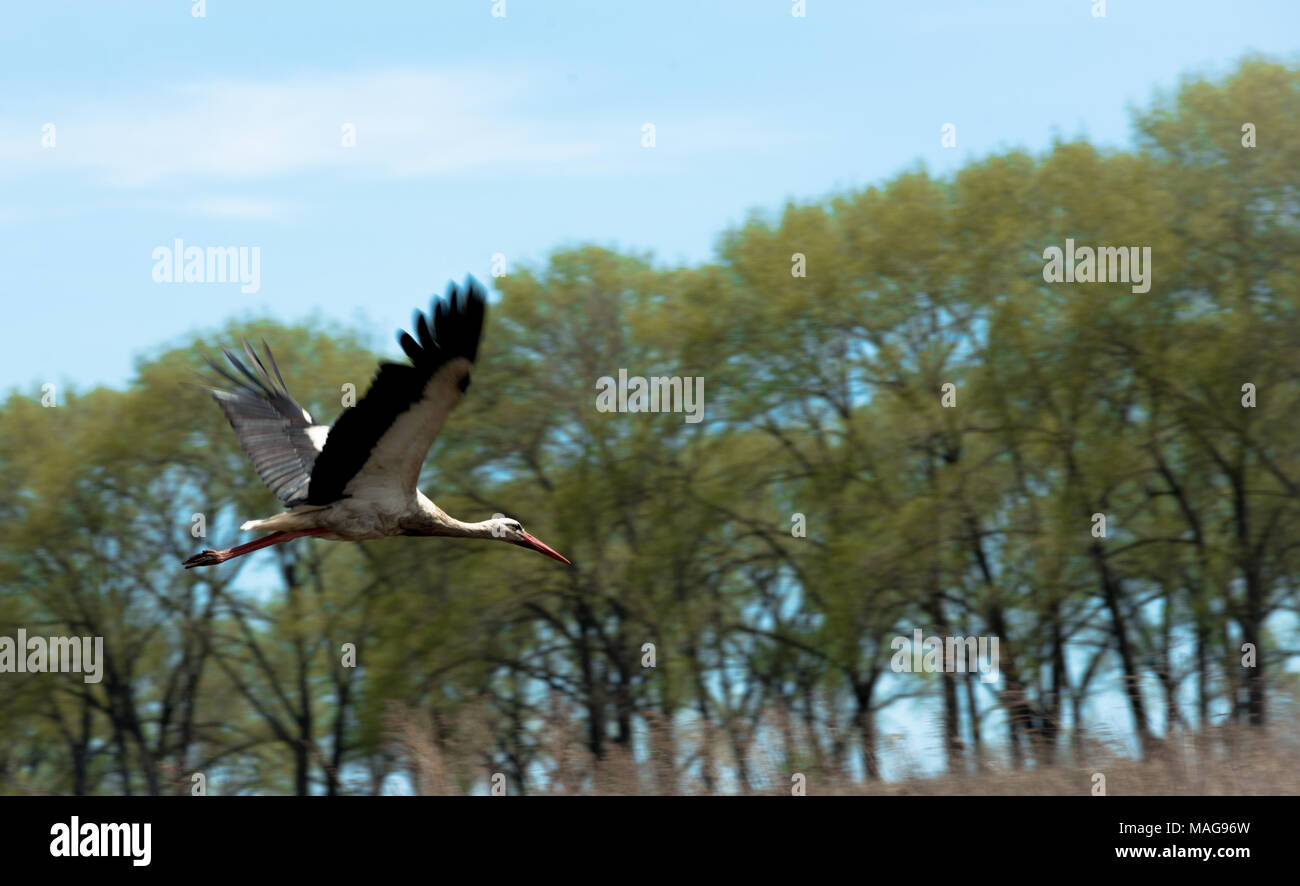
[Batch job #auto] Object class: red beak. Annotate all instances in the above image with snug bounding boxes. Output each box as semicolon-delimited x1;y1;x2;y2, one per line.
516;532;571;565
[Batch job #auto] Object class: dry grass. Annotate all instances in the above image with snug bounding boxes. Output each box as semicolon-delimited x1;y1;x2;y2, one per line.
383;703;1300;796
855;730;1300;796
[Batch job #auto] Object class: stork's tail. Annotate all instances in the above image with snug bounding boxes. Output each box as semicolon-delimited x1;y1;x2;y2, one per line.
240;506;328;533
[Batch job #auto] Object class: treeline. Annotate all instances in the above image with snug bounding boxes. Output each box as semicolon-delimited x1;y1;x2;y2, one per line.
1;59;1297;794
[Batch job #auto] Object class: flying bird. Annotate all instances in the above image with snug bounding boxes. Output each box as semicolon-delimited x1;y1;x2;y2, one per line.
182;277;570;569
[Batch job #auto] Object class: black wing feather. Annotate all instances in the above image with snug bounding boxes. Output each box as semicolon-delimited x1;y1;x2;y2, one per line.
305;276;487;506
398;331;423;364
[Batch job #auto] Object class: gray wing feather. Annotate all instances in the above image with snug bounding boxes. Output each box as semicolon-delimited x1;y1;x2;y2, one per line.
204;339;327;507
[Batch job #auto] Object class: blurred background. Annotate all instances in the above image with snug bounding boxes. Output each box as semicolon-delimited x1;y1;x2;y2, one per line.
1;2;1298;794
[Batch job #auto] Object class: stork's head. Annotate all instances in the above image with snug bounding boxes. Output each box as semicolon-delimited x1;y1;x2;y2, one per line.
489;516;571;565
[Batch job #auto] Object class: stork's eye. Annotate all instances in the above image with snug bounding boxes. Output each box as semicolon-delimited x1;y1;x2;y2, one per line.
507;521;523;533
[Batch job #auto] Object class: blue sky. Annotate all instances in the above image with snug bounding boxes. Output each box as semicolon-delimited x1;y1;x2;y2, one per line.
2;1;1296;786
0;0;1296;399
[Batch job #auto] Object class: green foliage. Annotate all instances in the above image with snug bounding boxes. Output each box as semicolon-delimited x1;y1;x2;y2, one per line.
1;58;1297;793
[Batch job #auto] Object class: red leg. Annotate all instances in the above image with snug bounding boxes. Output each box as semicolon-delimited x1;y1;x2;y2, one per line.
182;529;328;569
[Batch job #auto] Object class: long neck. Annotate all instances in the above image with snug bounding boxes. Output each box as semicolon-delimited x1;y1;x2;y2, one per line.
406;495;496;538
436;517;496;538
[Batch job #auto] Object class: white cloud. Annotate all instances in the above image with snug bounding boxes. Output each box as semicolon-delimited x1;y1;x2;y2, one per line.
181;196;294;221
0;68;611;186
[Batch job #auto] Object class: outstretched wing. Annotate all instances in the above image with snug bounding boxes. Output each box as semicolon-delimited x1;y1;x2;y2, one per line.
203;340;329;507
305;277;487;506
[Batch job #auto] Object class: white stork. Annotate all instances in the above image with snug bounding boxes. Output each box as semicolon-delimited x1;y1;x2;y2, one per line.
182;278;570;569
